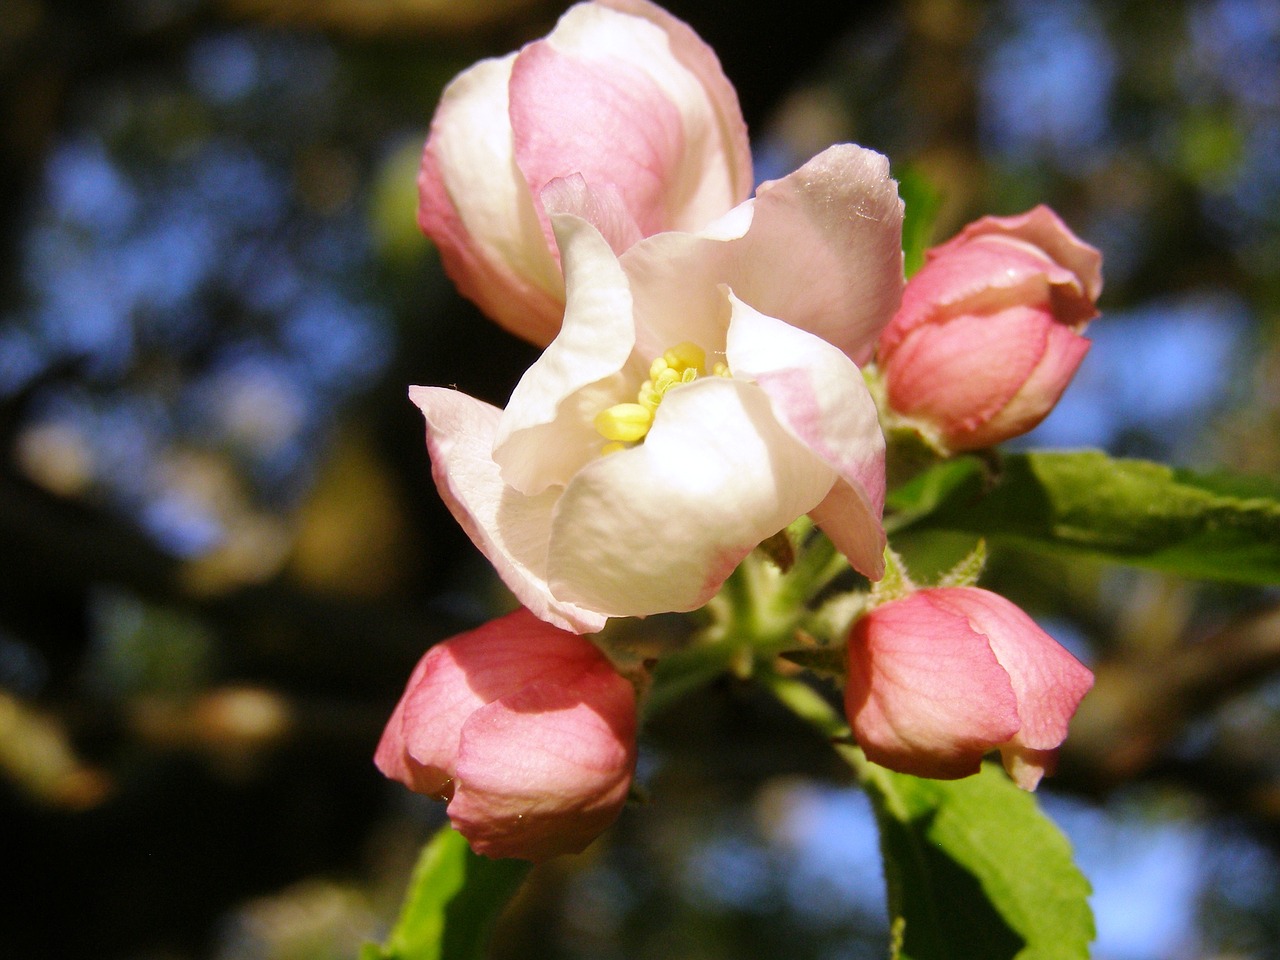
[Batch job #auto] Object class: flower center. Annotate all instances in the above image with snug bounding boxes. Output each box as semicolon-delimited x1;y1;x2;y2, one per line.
594;341;729;453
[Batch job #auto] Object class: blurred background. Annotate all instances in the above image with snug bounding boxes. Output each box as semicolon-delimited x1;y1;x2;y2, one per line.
2;0;1279;957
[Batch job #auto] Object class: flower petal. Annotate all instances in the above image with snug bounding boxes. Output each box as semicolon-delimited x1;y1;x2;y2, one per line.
617;144;904;366
493;213;639;494
729;144;905;364
450;666;637;861
928;588;1094;787
619;227;743;360
962;320;1090;450
597;0;754;221
373;647;447;796
418;54;565;345
511;0;751;240
541;174;644;255
938;205;1103;304
886;306;1049;432
724;290;886;577
546;375;836;617
846;592;1022;779
411;385;607;634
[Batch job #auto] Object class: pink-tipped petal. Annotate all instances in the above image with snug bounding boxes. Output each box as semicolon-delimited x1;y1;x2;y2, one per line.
928;588;1095;756
374;648;446;795
885;306;1091;452
418;55;565;346
883;234;1088;353
936;205;1103;305
886;307;1050;433
727;144;905;364
514;0;751;235
376;610;637;861
959;321;1091;450
846;592;1022;779
595;0;753;218
511;34;685;241
493;213;639;494
450;667;636;861
724;291;886;577
410;386;607;634
541;175;644;255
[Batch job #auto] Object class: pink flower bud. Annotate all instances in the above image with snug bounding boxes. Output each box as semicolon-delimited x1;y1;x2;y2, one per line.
375;609;637;861
418;0;752;346
844;587;1093;790
877;206;1103;451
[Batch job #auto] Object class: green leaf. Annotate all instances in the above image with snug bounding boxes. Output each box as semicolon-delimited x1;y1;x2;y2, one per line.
364;825;530;960
896;166;944;277
862;761;1094;960
756;674;1093;960
886;451;1280;584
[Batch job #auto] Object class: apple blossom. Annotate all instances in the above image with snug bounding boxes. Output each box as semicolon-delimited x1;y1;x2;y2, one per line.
844;586;1094;790
877;205;1103;452
418;0;753;346
375;608;637;862
412;144;902;633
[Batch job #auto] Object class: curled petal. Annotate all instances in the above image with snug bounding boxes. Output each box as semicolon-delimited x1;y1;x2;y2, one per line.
883;228;1097;356
547;375;836;618
619;144;904;365
724;291;886;577
419;55;566;345
373;648;447;795
878;205;1101;451
885;306;1089;450
493;212;639;494
964;319;1090;451
621;227;745;360
541;175;644;255
410;386;606;634
513;0;752;238
597;0;753;220
846;593;1022;780
450;669;636;861
935;205;1103;305
375;610;637;861
928;588;1094;789
729;144;905;364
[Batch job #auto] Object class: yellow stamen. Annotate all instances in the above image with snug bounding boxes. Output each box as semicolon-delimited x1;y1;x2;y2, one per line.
664;341;706;372
594;403;653;443
593;342;729;451
653;367;681;394
638;382;662;411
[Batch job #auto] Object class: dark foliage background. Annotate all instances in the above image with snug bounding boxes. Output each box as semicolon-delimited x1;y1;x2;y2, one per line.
2;0;1278;957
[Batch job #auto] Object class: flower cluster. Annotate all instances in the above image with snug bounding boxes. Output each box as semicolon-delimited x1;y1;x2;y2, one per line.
378;0;1100;860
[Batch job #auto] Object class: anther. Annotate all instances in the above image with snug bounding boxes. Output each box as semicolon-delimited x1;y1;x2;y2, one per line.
594;403;653;443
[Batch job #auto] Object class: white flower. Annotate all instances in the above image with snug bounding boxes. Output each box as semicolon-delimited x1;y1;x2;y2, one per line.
413;144;903;632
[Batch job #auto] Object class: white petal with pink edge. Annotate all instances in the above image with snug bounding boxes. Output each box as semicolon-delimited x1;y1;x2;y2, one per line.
410;385;607;635
493;213;640;495
546;375;837;618
723;291;886;577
